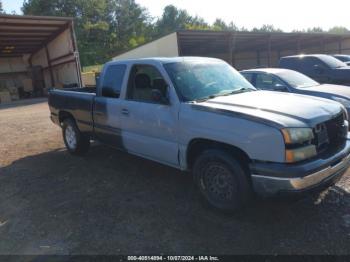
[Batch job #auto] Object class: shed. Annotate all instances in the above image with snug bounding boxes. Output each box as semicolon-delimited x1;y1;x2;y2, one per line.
113;30;350;70
0;14;82;102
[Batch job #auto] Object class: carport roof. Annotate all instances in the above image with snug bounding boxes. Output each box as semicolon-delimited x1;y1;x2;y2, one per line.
177;30;350;54
0;14;73;57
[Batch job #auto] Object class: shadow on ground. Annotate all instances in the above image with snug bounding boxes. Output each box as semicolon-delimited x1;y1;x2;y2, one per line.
0;145;349;255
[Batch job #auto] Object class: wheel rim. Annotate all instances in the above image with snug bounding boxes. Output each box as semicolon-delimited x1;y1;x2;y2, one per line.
65;125;77;149
202;163;237;202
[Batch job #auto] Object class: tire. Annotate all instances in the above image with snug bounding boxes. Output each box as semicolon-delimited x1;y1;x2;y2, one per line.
193;149;253;212
62;118;90;155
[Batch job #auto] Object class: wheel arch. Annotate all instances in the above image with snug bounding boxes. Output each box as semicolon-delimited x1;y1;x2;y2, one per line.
186;138;251;171
58;111;75;124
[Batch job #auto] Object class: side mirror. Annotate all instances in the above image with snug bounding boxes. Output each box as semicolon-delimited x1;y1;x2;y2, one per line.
151;89;169;104
273;83;287;92
102;86;119;98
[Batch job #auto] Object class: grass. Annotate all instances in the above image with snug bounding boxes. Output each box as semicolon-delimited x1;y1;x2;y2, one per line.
82;64;103;73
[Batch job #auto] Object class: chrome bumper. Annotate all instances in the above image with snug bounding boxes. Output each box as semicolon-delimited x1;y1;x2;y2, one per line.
251;142;350;196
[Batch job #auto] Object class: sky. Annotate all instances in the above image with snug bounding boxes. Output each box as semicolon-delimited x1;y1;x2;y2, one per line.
2;0;350;32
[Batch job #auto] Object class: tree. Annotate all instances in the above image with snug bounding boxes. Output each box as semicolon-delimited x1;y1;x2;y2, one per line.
252;24;282;32
328;26;350;34
155;5;193;36
306;27;324;33
211;19;238;31
0;0;4;13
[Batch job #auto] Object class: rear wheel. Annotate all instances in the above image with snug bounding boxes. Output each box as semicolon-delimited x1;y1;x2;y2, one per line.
193;149;253;212
62;118;90;155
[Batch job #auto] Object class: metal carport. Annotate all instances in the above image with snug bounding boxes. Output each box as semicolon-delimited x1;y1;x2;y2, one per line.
0;14;82;102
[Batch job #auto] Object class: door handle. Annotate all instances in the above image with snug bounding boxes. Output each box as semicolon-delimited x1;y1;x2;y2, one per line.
121;108;129;115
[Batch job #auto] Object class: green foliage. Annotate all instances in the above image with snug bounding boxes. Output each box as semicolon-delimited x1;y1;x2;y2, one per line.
0;0;4;13
306;27;324;33
328;26;350;34
252;24;283;32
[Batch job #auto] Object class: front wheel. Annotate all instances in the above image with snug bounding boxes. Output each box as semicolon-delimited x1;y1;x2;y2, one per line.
62;118;90;155
193;149;253;212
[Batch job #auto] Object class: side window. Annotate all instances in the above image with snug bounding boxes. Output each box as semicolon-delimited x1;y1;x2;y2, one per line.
255;74;287;91
301;57;324;69
101;64;126;98
242;73;254;84
127;65;168;103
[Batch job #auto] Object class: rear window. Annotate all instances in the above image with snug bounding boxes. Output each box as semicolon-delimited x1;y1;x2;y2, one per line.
102;64;127;95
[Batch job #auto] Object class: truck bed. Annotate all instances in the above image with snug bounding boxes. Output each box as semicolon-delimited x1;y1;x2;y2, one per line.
48;87;96;134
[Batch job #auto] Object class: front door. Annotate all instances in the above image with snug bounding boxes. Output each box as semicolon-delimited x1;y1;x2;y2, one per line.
120;63;179;167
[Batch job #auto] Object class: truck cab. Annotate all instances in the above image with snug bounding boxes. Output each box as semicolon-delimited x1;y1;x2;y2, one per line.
279;54;350;85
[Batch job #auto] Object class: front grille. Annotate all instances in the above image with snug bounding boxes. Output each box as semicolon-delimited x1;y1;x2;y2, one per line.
314;113;347;154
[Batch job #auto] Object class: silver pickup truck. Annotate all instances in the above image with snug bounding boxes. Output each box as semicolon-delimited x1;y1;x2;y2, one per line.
48;57;350;211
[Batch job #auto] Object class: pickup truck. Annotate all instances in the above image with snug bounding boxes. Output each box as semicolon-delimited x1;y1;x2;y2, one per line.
49;57;350;212
240;68;350;117
279;54;350;86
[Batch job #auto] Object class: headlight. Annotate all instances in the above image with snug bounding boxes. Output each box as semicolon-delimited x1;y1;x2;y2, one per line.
286;145;317;163
281;128;316;163
332;97;350;108
281;128;314;144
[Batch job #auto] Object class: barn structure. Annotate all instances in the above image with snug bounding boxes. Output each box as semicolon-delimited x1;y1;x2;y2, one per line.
113;30;350;70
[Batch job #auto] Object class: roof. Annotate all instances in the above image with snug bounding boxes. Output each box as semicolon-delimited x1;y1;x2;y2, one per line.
0;14;73;57
107;56;223;65
177;30;350;54
333;54;350;57
280;54;334;59
240;68;290;74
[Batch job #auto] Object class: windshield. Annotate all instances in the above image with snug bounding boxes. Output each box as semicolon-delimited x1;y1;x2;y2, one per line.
335;55;350;62
278;70;319;88
318;55;347;68
164;61;256;101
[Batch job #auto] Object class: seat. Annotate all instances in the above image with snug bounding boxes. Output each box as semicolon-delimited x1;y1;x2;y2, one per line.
153;78;167;96
134;73;152;101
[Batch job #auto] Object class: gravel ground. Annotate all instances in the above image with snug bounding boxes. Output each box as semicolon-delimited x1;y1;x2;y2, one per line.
0;99;349;255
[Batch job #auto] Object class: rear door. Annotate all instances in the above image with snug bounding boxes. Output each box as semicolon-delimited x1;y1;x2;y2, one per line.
119;63;180;167
93;64;127;148
300;57;329;82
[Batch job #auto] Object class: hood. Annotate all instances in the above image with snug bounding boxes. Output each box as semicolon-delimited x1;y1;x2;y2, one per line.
196;91;343;128
297;84;350;100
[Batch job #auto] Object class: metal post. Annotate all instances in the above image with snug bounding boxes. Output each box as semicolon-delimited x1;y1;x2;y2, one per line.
228;32;233;65
296;35;301;54
320;36;325;53
267;35;271;67
257;50;261;67
338;38;343;54
45;45;55;87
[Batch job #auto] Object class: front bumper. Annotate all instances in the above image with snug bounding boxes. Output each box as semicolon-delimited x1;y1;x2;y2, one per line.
250;139;350;196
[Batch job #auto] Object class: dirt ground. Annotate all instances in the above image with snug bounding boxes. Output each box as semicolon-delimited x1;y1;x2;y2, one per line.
0;99;349;255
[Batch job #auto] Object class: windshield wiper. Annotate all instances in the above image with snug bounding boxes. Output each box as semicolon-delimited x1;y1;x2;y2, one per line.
193;88;254;102
222;88;255;96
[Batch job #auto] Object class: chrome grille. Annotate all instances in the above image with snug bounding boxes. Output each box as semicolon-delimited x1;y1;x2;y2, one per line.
314;113;347;153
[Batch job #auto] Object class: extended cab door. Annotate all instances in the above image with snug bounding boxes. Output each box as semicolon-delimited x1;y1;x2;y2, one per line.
93;64;127;148
118;63;180;167
300;57;330;83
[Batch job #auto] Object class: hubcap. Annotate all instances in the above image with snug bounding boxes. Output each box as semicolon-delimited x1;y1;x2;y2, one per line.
65;125;77;149
203;163;236;202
